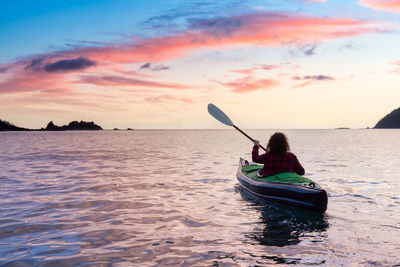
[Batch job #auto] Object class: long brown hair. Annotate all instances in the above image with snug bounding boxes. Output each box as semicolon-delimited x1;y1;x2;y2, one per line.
266;132;290;156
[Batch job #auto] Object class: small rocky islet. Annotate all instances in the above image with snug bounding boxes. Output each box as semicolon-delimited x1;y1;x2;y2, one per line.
44;121;102;131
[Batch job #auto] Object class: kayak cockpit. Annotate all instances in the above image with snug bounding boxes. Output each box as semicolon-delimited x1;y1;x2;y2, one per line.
237;158;328;213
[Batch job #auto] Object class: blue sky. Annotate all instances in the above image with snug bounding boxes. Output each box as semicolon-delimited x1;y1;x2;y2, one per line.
2;0;375;61
1;1;152;61
1;0;400;129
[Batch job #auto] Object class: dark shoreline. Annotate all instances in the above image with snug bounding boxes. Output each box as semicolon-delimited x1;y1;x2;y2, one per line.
0;120;103;131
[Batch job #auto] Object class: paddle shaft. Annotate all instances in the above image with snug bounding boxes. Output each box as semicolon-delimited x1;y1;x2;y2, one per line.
233;125;266;151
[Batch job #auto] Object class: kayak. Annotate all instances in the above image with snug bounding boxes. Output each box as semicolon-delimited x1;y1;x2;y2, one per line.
237;158;328;213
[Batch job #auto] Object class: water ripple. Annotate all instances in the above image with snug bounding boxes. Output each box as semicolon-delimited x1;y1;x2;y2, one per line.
0;130;399;266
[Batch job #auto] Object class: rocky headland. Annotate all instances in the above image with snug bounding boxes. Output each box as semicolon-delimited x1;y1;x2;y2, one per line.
0;120;29;131
374;107;400;128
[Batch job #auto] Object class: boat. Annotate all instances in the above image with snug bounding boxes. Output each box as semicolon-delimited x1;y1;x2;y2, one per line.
237;158;328;213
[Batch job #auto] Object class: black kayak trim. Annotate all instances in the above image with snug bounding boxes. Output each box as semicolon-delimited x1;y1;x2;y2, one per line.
237;158;328;213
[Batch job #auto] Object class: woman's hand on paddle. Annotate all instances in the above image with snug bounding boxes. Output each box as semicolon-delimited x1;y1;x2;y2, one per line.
253;140;260;147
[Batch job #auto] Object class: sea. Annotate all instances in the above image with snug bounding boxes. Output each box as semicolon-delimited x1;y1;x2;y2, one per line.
0;129;399;266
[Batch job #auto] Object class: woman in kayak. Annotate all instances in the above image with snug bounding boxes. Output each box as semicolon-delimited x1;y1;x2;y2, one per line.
252;132;305;177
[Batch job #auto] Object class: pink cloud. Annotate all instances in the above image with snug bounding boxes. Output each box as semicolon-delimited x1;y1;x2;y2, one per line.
36;88;77;97
303;0;327;3
389;60;400;74
54;12;383;65
0;56;103;96
259;64;279;70
0;11;386;99
104;65;152;78
359;0;400;13
292;74;335;88
145;94;194;104
0;70;71;95
232;64;279;75
232;69;256;75
0;89;125;113
218;76;279;93
77;75;195;90
293;81;313;88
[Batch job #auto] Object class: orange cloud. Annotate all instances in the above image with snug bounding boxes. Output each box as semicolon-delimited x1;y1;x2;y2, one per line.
359;0;400;13
218;76;279;93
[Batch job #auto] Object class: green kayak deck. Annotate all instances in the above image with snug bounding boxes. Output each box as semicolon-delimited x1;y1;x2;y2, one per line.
241;164;313;186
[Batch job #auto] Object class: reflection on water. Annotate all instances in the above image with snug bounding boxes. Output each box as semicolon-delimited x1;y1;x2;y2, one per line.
1;130;399;266
239;187;329;247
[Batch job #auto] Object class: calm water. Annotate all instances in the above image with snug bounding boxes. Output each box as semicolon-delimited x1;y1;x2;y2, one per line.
0;129;399;266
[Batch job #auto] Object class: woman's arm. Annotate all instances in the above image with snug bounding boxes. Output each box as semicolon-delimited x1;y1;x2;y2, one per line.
293;155;305;175
252;145;266;164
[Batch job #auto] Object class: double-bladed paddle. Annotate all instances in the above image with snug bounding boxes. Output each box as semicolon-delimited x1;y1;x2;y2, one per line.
207;103;266;151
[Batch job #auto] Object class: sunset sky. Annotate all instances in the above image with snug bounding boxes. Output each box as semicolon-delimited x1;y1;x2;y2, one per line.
1;0;400;129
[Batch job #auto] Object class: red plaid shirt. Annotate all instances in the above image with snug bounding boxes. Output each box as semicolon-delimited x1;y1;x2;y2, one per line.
252;146;305;177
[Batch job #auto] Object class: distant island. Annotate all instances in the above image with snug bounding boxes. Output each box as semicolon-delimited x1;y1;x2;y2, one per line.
374;107;400;128
0;119;103;131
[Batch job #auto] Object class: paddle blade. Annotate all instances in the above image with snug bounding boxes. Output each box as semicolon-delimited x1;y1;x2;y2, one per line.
207;103;233;126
